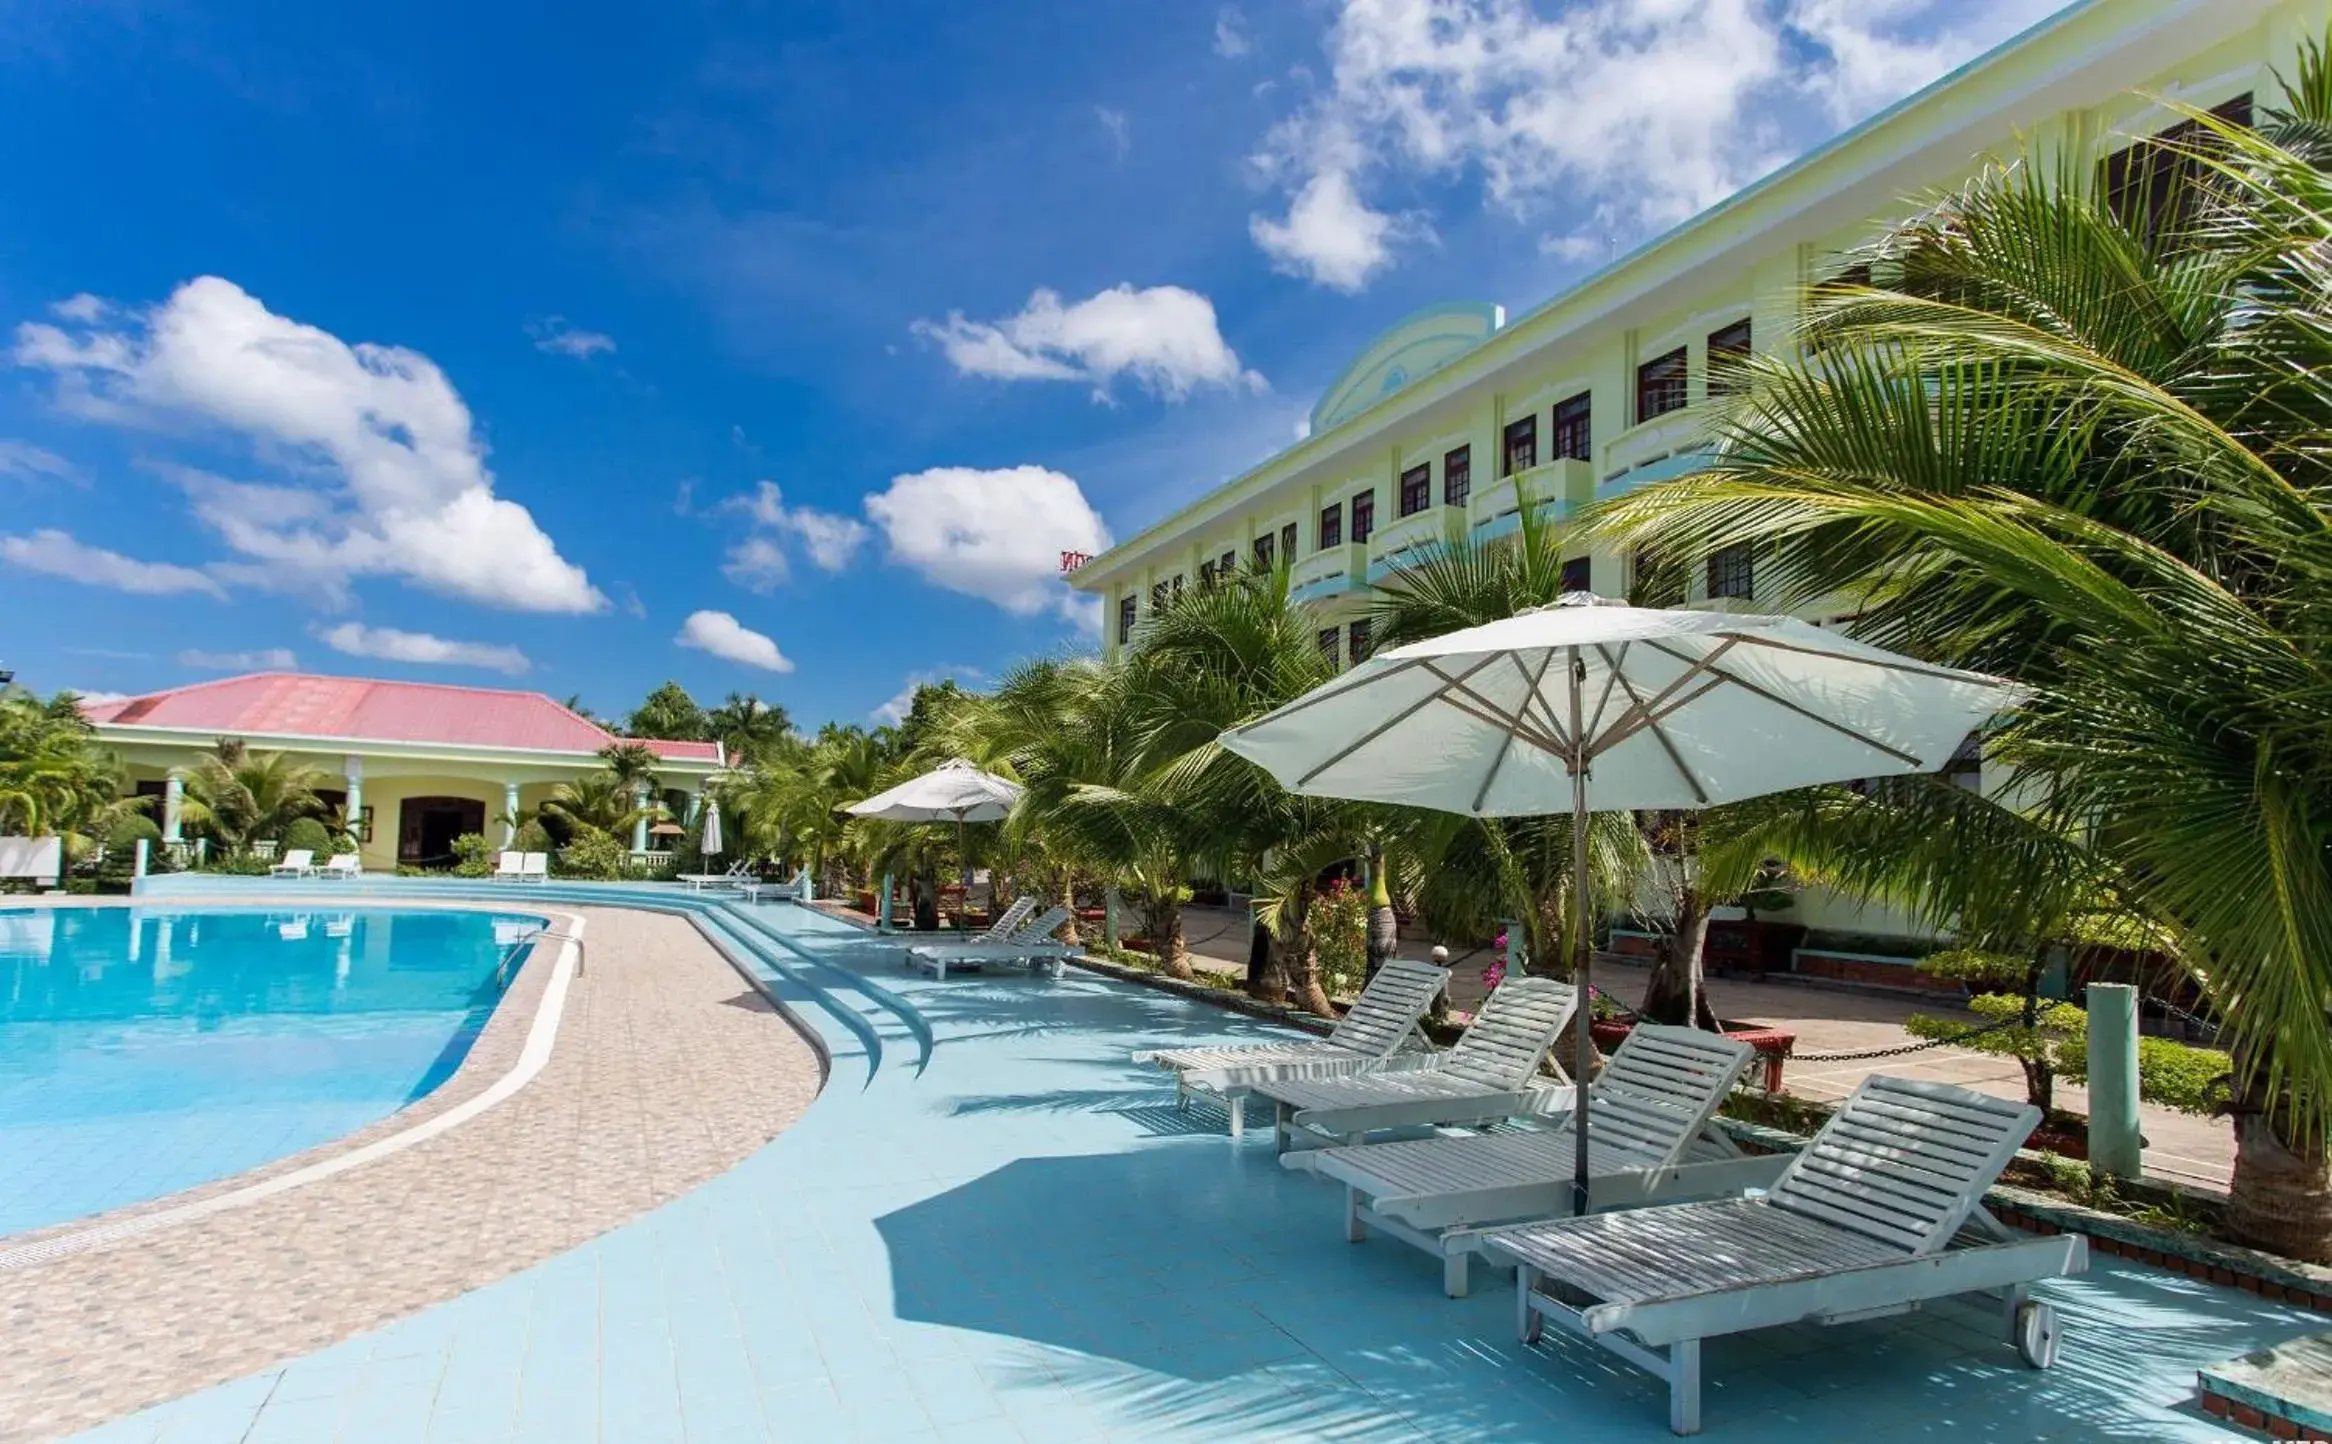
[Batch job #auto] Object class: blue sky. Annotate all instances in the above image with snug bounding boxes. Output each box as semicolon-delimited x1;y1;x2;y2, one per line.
0;0;2064;729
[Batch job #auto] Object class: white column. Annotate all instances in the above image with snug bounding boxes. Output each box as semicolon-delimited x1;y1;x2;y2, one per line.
342;755;364;843
162;775;183;841
503;781;521;846
632;783;651;853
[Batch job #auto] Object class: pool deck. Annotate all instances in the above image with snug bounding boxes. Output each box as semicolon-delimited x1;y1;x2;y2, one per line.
28;884;2315;1443
0;901;820;1444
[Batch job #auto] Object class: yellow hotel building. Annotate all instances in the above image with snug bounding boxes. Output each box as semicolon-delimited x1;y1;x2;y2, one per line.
1071;0;2319;665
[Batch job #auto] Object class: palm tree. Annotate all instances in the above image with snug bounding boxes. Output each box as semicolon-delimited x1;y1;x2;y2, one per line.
172;738;330;851
706;692;796;766
0;691;133;844
540;770;653;840
1589;66;2332;1258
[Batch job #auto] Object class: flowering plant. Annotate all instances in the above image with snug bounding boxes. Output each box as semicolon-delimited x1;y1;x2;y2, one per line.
1481;929;1509;991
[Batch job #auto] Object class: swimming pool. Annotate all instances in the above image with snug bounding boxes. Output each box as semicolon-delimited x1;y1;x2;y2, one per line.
0;906;544;1238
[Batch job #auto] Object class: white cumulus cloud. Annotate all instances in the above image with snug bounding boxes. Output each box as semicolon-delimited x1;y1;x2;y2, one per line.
1215;4;1252;58
862;465;1110;619
872;665;987;727
676;609;794;673
177;647;298;671
316;622;531;675
0;439;74;482
528;316;617;358
1096;106;1131;159
13;276;606;613
1248;0;2061;289
0;529;226;598
1250;169;1417;293
717;480;869;593
913;284;1264;401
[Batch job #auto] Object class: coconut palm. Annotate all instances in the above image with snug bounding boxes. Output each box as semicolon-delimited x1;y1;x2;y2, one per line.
706;692;796;766
1589;68;2332;1258
540;769;654;840
171;738;330;851
0;690;132;843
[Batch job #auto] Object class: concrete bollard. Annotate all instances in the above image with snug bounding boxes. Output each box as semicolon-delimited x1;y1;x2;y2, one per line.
2086;982;2143;1179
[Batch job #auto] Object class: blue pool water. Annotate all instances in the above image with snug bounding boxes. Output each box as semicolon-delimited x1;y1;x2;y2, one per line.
0;906;544;1238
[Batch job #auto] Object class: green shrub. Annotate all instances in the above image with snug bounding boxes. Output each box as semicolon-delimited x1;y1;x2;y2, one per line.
282;817;333;859
1310;877;1369;999
97;815;163;888
202;851;274;876
450;832;495;878
557;831;627;880
512;818;554;855
2056;1029;2233;1117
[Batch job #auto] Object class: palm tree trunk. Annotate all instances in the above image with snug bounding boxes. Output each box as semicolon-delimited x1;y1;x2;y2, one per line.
1143;891;1194;980
1247;913;1287;1004
1640;883;1717;1029
1057;873;1081;948
1365;846;1398;983
1285;880;1335;1018
2227;1065;2332;1263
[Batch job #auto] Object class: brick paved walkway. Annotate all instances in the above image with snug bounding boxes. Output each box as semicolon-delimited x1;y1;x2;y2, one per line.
0;903;823;1444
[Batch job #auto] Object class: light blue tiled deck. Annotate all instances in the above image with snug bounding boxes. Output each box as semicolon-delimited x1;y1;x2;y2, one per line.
79;883;2316;1441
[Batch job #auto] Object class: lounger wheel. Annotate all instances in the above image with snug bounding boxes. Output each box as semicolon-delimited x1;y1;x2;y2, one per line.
2012;1300;2058;1369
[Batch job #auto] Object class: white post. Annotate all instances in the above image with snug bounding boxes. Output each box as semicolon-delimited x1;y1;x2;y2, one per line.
133;837;149;879
632;783;651;855
343;755;364;844
163;775;183;841
503;781;521;846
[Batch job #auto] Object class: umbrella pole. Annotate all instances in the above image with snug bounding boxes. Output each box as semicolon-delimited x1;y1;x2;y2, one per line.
957;814;970;933
1569;646;1593;1219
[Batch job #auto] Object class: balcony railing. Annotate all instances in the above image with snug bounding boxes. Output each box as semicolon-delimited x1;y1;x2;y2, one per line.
1366;506;1467;580
1467;459;1593;539
1288;542;1368;604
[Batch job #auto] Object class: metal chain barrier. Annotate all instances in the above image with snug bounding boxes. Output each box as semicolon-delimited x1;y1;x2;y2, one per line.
1788;1012;2025;1062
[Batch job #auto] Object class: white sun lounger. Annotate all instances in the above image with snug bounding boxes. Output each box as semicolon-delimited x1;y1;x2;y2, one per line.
906;904;1074;979
1249;977;1578;1154
1480;1074;2086;1435
318;853;362;879
1131;957;1450;1138
518;852;550;883
268;849;317;878
1289;1025;1773;1295
490;851;526;881
678;860;751;891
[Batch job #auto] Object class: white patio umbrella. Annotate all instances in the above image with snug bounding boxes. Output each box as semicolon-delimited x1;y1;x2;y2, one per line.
846;759;1024;917
700;798;723;857
1220;594;2023;1213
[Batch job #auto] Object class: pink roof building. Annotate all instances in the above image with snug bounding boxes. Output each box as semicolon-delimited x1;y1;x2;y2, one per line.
86;672;729;871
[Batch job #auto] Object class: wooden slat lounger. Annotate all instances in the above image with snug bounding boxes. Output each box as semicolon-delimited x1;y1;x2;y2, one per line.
1478;1074;2087;1435
1130;957;1449;1138
1247;978;1577;1154
1291;1024;1775;1296
905;904;1074;979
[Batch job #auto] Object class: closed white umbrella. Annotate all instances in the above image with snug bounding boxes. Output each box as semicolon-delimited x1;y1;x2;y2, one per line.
1221;594;2024;1211
700;798;723;857
846;759;1024;920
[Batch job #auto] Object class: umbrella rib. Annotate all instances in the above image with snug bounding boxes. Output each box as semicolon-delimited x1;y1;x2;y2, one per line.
1595;652;1712;805
1637;638;1927;767
1294;653;1507;787
1722;630;2010;684
1472;649;1560;814
1226;657;1433;735
1581;641;1625;744
1585;636;1741;758
1434;671;1570;756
